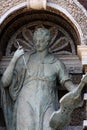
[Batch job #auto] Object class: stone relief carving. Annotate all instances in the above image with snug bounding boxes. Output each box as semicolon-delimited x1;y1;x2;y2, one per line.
49;0;87;44
6;22;76;56
0;0;87;44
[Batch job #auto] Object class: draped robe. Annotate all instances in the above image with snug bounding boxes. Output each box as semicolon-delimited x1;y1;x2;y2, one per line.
1;53;70;130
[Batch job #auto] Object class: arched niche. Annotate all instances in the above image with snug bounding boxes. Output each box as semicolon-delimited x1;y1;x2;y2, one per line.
0;2;85;128
0;2;83;76
0;2;83;53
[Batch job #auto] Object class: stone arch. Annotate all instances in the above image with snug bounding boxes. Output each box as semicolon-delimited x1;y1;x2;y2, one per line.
0;2;83;45
0;1;83;72
0;1;85;129
0;2;84;57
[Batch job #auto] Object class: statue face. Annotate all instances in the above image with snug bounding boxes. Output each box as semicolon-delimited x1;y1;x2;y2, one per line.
34;35;49;52
33;28;50;52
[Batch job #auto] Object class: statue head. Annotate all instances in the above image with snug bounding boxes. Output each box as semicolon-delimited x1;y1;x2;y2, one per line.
33;28;51;52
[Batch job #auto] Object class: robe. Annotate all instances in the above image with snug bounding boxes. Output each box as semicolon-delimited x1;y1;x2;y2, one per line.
1;52;70;130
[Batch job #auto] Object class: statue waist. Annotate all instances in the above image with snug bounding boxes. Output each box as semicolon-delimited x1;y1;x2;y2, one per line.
23;76;56;88
24;76;56;82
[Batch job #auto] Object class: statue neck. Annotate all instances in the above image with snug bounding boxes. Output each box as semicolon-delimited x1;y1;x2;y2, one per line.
36;49;48;60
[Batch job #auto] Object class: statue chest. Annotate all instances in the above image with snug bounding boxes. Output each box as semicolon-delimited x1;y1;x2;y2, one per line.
25;60;57;82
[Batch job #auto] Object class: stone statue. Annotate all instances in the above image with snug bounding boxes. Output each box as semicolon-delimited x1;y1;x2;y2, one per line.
1;28;87;130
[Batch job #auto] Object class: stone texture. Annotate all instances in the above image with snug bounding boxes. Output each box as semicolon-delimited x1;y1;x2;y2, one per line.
78;0;87;9
0;108;6;127
49;0;87;44
0;0;87;129
0;0;24;16
0;127;6;130
77;45;87;72
64;126;83;130
0;0;87;44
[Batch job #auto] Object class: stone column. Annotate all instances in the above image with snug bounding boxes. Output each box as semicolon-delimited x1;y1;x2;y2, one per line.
77;45;87;73
77;45;87;130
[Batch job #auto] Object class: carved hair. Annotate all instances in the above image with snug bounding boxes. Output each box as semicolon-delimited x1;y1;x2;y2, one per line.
33;28;51;43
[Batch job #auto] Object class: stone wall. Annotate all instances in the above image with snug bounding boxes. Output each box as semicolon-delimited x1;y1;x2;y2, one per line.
0;0;24;16
50;0;87;44
0;0;87;45
0;0;86;17
79;0;87;9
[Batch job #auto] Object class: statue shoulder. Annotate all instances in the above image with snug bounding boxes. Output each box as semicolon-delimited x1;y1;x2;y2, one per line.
53;57;66;70
43;54;65;65
44;54;58;64
15;51;32;70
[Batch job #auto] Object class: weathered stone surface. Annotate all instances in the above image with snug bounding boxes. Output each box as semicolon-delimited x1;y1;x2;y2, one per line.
0;127;6;130
78;0;87;9
0;0;86;129
1;27;85;130
77;45;87;72
49;0;87;44
0;55;83;75
0;0;86;17
0;0;24;16
0;0;87;45
64;126;83;130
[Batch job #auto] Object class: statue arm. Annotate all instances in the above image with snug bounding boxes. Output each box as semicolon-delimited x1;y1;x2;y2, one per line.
1;48;24;87
50;61;87;130
58;62;86;92
64;80;77;91
56;60;77;91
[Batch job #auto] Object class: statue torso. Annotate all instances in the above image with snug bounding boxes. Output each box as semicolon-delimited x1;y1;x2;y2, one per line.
19;53;59;112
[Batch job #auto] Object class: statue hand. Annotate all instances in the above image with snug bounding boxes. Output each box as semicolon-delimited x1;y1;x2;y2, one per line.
81;73;87;84
13;46;24;61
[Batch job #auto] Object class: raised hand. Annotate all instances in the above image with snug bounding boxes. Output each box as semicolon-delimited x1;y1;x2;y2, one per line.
13;46;24;61
81;73;87;84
